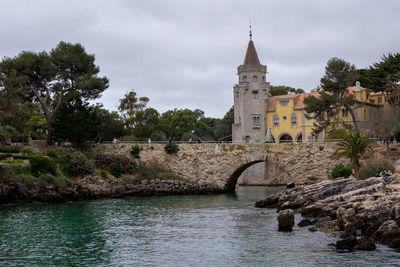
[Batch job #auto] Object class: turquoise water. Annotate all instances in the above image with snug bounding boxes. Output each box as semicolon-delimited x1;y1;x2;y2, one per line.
0;186;399;266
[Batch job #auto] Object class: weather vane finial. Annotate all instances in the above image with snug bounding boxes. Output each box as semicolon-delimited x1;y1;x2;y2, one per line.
249;20;252;40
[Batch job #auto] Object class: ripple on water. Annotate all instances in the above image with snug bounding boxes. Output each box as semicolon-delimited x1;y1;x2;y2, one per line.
0;187;399;266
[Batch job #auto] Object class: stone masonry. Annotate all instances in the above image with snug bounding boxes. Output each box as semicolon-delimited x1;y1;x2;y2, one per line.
91;142;346;191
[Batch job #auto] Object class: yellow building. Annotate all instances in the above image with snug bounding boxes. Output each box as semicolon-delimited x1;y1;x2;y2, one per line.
266;83;385;143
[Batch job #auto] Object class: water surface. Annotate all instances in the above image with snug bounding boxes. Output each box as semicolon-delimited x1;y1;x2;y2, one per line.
0;186;399;266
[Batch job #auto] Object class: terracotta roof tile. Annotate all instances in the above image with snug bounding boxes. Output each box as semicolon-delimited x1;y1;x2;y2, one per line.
243;40;261;65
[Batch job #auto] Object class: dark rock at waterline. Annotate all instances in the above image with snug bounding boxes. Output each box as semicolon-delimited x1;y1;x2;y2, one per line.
278;209;294;232
255;176;400;252
286;182;295;189
298;219;313;227
354;237;376;251
0;176;225;205
335;236;358;250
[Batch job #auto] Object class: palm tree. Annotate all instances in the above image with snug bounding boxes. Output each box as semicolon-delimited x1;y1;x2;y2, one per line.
333;131;373;179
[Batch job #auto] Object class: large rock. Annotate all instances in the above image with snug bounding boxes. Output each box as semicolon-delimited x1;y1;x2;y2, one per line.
335;236;358;250
354;236;376;251
278;209;295;232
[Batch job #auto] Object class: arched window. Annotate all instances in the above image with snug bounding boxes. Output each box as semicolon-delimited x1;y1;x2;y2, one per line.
242;75;247;82
273;114;279;127
253;75;257;82
291;113;297;127
252;114;261;128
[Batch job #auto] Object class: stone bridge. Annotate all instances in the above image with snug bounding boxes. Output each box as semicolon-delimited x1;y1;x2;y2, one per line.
92;142;344;192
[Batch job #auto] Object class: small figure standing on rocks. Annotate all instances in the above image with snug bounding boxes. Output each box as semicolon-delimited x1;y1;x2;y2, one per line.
148;138;151;144
112;138;117;144
188;138;192;143
168;137;172;144
384;169;392;183
197;139;201;143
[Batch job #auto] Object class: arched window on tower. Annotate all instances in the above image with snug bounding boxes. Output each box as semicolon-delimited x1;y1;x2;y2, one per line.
273;114;279;127
253;75;257;82
252;114;261;128
242;75;247;82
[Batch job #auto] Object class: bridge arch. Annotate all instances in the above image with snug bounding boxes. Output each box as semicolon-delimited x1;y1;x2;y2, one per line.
225;159;265;191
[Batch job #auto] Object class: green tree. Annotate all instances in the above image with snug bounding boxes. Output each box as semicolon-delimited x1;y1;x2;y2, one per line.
52;101;101;148
24;115;47;139
133;108;160;139
0;41;109;146
214;106;234;139
304;57;359;135
333;131;373;179
270;85;305;96
94;105;128;141
0;62;37;133
118;90;151;135
359;53;400;108
159;109;204;140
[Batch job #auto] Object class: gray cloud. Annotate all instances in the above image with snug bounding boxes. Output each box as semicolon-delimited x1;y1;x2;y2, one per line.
1;0;399;118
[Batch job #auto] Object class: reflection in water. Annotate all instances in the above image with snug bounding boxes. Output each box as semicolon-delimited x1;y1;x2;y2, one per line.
0;186;399;266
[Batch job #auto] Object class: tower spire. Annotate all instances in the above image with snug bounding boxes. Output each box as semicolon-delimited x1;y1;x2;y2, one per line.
249;21;252;40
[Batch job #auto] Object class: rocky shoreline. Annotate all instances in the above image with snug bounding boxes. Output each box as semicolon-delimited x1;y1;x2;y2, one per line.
0;176;223;205
255;176;400;251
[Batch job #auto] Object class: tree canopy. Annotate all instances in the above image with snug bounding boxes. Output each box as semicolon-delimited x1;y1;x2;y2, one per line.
358;53;400;108
304;57;359;136
269;85;304;96
0;41;109;145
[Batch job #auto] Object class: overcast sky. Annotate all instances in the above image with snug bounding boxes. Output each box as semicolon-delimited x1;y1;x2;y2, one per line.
1;0;399;118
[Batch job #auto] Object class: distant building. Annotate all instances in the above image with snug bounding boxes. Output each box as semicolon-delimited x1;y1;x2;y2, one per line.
232;38;270;143
232;37;386;143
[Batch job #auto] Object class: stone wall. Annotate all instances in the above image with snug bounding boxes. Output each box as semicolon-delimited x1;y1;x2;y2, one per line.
90;142;347;191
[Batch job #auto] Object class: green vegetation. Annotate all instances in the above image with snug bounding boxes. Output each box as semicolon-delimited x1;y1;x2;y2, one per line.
270;85;305;96
0;159;24;164
304;57;359;135
0;147;21;153
21;146;41;156
333;131;374;179
164;143;179;154
94;154;136;177
331;163;352;178
29;156;58;177
359;160;395;180
137;162;188;182
58;151;95;177
130;145;142;157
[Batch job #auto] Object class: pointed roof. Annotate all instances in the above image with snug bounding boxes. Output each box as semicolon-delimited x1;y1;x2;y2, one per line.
243;40;261;65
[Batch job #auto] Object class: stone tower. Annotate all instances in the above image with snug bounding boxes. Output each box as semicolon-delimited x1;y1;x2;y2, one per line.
232;37;270;143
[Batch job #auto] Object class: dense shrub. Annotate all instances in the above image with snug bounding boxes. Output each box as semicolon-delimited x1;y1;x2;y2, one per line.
29;156;58;177
44;149;57;158
164;143;179;154
130;145;142;157
21;147;41;156
0;154;7;160
99;169;108;179
332;163;352;178
0;147;21;153
137;161;186;181
359;160;395;180
59;151;95;177
110;164;123;178
39;173;70;184
94;154;136;176
326;128;348;140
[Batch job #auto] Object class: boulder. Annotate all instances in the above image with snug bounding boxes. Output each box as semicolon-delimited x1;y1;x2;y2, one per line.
278;209;295;232
335;236;358;250
298;219;313;227
354;236;376;251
